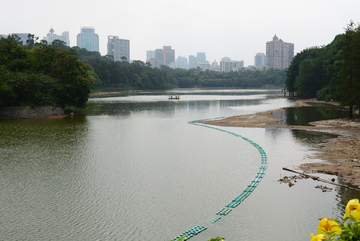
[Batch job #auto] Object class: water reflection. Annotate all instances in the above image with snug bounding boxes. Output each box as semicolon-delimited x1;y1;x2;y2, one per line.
270;106;348;126
290;129;339;146
83;97;267;119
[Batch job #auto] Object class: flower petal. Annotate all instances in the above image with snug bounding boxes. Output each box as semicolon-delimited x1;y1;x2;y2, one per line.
310;233;325;241
330;225;342;235
352;204;360;220
344;199;359;219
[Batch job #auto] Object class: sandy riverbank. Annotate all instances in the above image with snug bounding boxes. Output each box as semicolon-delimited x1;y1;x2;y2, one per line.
198;99;360;187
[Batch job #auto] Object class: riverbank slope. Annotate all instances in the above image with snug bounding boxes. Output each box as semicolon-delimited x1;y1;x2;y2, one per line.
198;99;360;186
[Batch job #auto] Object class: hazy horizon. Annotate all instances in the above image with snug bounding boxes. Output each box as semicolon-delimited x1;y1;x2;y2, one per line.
1;0;359;66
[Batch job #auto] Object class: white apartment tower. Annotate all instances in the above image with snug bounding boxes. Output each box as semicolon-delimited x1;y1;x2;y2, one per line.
266;35;294;69
220;60;244;73
43;28;70;46
107;36;130;61
193;60;210;71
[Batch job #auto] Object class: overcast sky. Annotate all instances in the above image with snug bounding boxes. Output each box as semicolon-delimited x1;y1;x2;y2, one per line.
1;0;359;66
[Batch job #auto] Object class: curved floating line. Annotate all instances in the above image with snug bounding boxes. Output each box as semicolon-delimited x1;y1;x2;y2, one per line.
170;118;268;241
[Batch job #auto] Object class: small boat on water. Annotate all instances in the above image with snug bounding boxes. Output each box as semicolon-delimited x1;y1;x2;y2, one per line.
168;95;180;100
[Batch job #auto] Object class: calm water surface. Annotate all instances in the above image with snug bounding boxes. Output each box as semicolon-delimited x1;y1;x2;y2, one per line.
0;89;356;240
271;106;348;126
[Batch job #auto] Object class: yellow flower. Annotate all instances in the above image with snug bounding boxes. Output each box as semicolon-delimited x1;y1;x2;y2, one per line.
344;198;360;220
310;233;326;241
317;218;342;236
354;203;360;220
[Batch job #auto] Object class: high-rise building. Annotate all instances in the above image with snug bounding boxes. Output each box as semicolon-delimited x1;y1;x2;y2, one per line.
150;46;175;68
188;55;195;68
220;60;244;73
77;27;99;52
147;58;160;68
43;28;70;46
266;35;294;69
193;60;210;71
154;48;164;68
196;52;206;61
254;53;266;67
146;50;155;61
211;60;220;71
107;36;130;61
11;33;31;45
163;46;175;66
176;56;188;69
188;53;207;68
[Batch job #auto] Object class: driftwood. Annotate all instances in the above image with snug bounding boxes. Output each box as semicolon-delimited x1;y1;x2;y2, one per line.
282;167;360;192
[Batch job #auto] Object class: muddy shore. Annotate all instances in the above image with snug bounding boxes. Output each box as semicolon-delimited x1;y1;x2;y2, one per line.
198;99;360;187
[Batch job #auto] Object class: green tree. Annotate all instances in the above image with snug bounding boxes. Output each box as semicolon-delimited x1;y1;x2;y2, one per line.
51;39;69;50
337;21;360;119
6;72;60;106
295;57;324;96
0;66;16;107
27;46;91;108
25;34;38;48
85;63;101;87
132;74;142;87
285;47;318;94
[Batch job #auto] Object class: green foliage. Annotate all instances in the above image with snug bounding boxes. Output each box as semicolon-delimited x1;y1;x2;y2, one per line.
0;67;17;107
286;47;318;93
27;46;91;108
286;23;360;119
6;72;60;106
169;236;224;241
337;217;360;241
51;39;69;50
85;63;101;87
208;237;225;241
0;35;91;109
168;67;286;88
286;34;344;98
337;21;360;119
316;86;332;101
74;48;175;90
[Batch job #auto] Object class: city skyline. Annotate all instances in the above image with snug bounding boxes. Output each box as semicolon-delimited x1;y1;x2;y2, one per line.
1;0;359;67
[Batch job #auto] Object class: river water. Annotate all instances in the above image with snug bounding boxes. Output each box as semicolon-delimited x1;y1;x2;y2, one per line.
0;89;356;241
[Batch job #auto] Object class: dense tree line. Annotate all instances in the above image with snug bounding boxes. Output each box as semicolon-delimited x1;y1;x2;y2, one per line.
285;22;360;118
163;67;286;88
52;41;286;90
0;35;91;108
1;33;287;109
337;22;360;118
285;35;343;99
53;44;175;91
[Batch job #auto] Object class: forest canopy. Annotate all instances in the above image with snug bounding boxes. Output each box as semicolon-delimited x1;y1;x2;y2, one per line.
0;35;91;108
285;21;360;118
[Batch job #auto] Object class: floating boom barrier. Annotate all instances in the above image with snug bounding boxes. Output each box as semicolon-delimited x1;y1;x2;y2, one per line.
170;226;207;241
170;118;268;240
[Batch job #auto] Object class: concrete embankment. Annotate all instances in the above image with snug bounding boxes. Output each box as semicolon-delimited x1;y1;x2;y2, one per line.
0;106;64;119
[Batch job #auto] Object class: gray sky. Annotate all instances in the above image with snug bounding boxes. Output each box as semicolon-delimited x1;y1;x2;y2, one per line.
2;0;359;66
